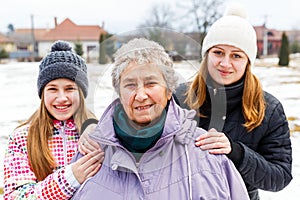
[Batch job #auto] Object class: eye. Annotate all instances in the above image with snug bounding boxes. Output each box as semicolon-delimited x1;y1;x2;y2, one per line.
66;86;77;91
145;81;157;87
46;87;57;91
212;50;223;56
233;54;242;59
124;83;137;90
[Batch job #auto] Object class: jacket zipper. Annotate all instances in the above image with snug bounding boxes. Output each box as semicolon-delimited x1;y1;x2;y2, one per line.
213;88;217;96
61;121;67;165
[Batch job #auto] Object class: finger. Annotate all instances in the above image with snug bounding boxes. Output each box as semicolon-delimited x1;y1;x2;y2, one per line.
196;134;221;146
208;147;231;154
79;132;89;145
208;128;217;132
196;130;221;141
85;137;101;151
80;151;104;176
78;141;87;155
79;139;95;154
83;150;105;166
86;163;102;178
76;149;104;166
200;137;231;154
72;150;104;183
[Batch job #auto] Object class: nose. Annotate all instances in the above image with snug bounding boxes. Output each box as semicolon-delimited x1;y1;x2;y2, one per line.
220;55;231;68
56;90;68;102
135;86;148;101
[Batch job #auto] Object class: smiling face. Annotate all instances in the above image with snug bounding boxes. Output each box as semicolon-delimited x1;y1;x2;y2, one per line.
119;62;172;126
207;45;249;85
44;78;80;121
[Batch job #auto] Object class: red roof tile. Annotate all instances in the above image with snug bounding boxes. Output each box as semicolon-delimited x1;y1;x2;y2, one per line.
39;18;106;41
0;32;14;43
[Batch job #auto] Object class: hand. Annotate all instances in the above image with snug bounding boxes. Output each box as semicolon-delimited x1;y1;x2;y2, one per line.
195;128;231;154
78;123;100;155
72;149;105;184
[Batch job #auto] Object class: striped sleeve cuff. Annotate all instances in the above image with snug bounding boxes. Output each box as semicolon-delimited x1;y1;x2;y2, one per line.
65;164;81;189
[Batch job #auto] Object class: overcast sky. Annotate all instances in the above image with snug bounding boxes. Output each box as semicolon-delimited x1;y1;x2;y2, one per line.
0;0;299;34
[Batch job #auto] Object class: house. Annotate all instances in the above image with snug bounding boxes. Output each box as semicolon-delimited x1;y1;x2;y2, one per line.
0;32;14;52
254;25;282;57
8;28;48;60
38;18;106;62
6;18;106;62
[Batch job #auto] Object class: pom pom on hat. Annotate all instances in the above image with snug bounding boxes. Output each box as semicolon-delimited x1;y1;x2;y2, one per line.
37;40;88;98
224;2;248;19
51;40;72;52
201;2;257;66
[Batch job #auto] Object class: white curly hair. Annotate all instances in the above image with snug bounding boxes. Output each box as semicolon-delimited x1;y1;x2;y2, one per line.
111;38;177;95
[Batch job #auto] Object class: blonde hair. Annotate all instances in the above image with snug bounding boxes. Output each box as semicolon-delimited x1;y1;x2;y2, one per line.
186;56;265;132
19;87;95;181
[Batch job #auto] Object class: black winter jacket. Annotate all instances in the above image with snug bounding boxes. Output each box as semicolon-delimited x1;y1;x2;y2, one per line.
174;80;293;200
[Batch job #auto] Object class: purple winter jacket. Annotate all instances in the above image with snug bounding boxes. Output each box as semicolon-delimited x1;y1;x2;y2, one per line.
71;99;249;200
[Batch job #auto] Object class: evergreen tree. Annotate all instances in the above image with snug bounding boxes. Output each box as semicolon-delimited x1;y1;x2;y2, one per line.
104;33;115;60
99;33;107;64
278;32;289;66
0;49;9;59
74;41;84;56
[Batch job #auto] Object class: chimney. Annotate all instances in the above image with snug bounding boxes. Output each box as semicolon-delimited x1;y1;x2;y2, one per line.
54;17;58;27
101;21;105;29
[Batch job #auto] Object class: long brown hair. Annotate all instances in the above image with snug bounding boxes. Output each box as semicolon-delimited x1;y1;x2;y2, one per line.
186;55;265;132
19;87;95;181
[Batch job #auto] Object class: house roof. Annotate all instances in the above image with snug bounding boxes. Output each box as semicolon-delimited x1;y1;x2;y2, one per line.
0;32;14;43
15;28;50;41
39;18;106;41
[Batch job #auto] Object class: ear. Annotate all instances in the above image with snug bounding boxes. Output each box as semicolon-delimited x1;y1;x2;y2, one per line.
167;91;172;100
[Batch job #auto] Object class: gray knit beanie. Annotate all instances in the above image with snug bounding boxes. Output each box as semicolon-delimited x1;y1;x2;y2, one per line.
37;40;88;98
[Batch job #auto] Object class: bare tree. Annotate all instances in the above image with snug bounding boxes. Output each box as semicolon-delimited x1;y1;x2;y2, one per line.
140;4;174;28
137;0;225;59
138;3;175;47
178;0;225;58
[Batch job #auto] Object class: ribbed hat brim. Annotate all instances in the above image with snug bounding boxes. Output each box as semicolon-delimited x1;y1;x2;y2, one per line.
37;62;88;98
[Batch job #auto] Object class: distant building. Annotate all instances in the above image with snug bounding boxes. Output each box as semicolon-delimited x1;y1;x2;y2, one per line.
38;18;106;62
5;17;106;62
2;18;300;61
254;25;282;57
0;32;14;52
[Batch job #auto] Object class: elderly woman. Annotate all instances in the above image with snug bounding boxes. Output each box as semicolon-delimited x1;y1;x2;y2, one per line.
71;38;249;200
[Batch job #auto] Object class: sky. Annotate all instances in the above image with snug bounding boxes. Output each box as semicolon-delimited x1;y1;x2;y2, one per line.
0;0;299;34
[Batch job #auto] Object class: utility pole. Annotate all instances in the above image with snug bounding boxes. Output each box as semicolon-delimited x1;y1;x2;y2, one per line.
31;14;38;60
263;15;268;56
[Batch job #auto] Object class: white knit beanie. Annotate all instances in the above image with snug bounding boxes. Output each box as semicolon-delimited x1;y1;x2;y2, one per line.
201;3;257;66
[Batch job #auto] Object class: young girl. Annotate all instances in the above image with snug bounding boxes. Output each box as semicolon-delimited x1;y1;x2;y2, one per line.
4;40;104;199
175;4;292;200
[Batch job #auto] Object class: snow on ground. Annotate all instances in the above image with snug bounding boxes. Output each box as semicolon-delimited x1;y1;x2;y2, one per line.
0;59;299;199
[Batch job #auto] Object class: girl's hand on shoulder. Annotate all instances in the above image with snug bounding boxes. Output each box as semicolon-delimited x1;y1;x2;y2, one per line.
72;149;105;184
79;123;100;155
195;128;231;154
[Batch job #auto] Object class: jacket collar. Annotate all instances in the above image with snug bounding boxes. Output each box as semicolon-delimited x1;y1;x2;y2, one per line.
53;119;76;130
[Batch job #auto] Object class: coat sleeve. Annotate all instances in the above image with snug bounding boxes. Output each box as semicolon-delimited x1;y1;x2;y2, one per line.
3;127;77;200
237;100;293;191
